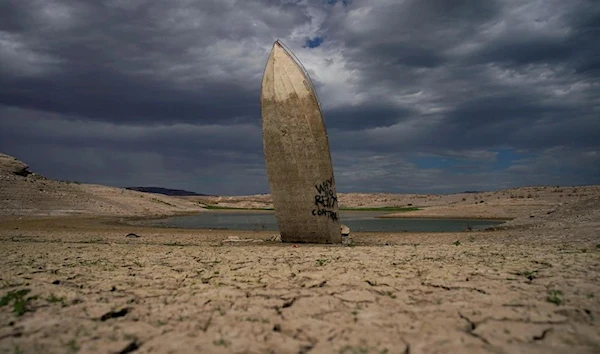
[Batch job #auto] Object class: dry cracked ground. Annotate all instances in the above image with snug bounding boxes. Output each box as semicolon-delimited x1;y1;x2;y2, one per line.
0;216;599;354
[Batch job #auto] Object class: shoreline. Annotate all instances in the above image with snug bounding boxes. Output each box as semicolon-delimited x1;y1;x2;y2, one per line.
0;208;512;236
377;214;513;221
0;212;511;242
117;210;510;233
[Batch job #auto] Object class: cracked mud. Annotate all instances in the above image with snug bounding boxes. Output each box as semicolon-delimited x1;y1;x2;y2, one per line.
0;211;599;354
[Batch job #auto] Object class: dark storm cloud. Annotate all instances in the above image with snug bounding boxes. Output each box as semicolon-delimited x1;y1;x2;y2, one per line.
0;76;259;125
0;107;269;194
325;104;413;131
0;108;263;154
0;0;310;125
322;0;600;156
465;3;600;70
562;1;600;75
335;0;500;67
1;0;599;194
428;94;596;150
473;38;572;66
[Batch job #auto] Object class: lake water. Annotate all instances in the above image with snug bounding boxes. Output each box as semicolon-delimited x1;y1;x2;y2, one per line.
144;211;505;233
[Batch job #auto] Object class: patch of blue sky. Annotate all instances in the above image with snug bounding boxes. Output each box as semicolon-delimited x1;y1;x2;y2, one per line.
326;0;350;5
494;148;528;169
304;36;324;48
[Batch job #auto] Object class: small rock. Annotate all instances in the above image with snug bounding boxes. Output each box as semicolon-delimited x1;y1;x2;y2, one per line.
52;280;60;285
126;233;140;238
340;224;350;236
268;235;281;242
223;236;261;243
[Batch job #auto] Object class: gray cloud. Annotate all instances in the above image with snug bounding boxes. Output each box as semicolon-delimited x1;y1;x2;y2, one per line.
1;0;599;194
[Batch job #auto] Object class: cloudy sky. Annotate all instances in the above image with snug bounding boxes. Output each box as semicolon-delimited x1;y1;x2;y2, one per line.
1;0;599;195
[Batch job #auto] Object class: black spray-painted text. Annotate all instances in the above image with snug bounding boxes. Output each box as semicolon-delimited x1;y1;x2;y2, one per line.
312;178;338;221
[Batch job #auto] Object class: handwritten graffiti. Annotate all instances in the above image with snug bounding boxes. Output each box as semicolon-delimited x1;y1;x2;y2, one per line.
312;208;338;220
314;178;337;208
312;177;339;221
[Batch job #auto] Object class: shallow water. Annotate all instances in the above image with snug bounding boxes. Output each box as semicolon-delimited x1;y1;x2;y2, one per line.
145;211;505;233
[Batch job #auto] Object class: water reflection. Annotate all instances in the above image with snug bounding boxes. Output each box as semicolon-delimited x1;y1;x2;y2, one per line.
145;211;505;233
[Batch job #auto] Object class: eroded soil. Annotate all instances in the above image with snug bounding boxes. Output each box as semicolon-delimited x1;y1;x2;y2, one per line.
1;216;599;354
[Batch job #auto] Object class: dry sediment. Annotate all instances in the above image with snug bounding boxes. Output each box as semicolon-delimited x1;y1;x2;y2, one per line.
0;196;599;353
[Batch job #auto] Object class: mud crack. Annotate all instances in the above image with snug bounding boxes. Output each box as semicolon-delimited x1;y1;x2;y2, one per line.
119;340;140;354
532;328;553;342
422;282;488;295
458;312;490;345
99;307;130;321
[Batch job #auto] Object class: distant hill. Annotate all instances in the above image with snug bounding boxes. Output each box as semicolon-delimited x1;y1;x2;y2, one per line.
0;153;206;217
125;187;211;196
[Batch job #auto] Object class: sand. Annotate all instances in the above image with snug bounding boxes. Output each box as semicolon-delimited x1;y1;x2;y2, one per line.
1;153;600;353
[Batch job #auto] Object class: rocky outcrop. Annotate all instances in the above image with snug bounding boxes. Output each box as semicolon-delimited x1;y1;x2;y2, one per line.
0;153;32;177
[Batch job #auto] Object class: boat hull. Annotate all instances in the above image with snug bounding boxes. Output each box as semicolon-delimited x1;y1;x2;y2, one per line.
260;41;341;243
